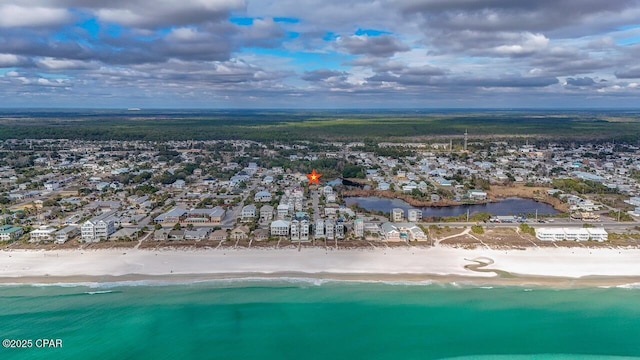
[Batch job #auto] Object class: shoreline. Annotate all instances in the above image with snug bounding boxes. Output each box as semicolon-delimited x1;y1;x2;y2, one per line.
1;246;640;288
2;271;640;290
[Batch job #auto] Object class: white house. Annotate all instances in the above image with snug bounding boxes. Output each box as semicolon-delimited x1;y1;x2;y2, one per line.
30;225;57;242
255;191;272;203
81;212;116;242
290;219;300;241
315;219;325;238
241;204;257;221
277;204;289;219
270;220;290;237
299;219;310;241
260;205;274;222
468;190;488;200
535;227;608;242
44;181;60;191
381;222;401;241
407;209;422;222
55;226;79;244
391;208;404;222
325;219;335;240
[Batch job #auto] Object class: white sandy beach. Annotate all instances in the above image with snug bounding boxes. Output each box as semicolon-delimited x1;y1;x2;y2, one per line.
1;246;640;284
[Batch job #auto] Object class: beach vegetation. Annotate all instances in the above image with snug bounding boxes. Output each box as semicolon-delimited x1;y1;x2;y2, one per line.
470;212;491;222
518;223;536;236
471;225;484;234
607;210;634;222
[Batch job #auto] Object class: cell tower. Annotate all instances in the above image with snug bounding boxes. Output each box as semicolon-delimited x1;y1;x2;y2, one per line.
464;129;468;152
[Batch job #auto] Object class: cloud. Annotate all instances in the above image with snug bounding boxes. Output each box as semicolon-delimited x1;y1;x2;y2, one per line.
0;4;72;28
564;77;597;86
615;66;640;79
301;69;348;82
36;57;99;70
366;64;447;87
336;34;410;57
237;18;287;48
493;33;549;56
453;75;559;88
399;0;640;35
0;53;28;67
1;0;640;107
88;0;246;29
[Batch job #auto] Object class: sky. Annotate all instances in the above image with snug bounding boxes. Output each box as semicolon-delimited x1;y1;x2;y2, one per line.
1;0;640;109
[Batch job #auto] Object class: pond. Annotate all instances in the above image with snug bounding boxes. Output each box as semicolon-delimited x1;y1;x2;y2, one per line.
343;196;559;218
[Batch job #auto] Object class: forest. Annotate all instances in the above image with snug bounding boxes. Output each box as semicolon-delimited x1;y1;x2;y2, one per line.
1;109;640;143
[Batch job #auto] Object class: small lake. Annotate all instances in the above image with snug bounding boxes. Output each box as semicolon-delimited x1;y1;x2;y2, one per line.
344;196;559;218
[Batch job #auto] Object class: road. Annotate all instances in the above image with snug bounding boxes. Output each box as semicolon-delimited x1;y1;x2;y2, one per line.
422;219;640;231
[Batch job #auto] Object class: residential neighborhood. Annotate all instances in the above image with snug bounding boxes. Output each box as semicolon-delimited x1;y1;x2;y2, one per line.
2;137;640;248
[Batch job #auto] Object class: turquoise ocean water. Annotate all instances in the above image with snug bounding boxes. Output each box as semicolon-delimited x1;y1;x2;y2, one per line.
1;279;640;360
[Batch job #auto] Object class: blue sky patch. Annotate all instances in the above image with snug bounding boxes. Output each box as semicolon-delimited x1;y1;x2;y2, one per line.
355;28;391;36
274;17;299;24
230;17;254;26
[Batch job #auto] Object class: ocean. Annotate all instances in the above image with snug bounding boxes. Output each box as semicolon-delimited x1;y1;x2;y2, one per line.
1;279;639;360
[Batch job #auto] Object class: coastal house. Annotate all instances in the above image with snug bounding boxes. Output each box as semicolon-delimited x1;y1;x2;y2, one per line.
299;219;310;241
168;229;185;241
184;228;211;241
110;228;138;241
154;207;188;224
254;190;272;203
325;219;335;240
241;204;257;221
397;223;428;242
81;212;116;242
253;228;269;241
0;225;23;241
315;219;325;238
154;229;170;241
29;225;56;242
55;226;79;244
467;190;488;201
230;226;250;241
209;229;227;241
276;204;289;219
290;219;300;241
535;227;608;242
260;205;274;222
155;207;225;224
335;220;345;240
184;208;226;224
392;208;404;222
270;220;290;237
381;222;402;241
407;209;422;222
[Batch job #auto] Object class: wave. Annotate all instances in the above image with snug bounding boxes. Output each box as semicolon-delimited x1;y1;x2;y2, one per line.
84;290;115;295
616;282;640;289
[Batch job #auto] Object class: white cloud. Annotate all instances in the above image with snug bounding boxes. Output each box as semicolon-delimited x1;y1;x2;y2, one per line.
0;53;23;67
493;33;549;56
0;5;71;28
37;57;98;70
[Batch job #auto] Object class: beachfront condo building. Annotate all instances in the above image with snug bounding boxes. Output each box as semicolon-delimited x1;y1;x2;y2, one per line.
81;212;116;242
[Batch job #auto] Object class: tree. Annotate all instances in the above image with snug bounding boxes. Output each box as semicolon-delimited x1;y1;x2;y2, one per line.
172;223;182;230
